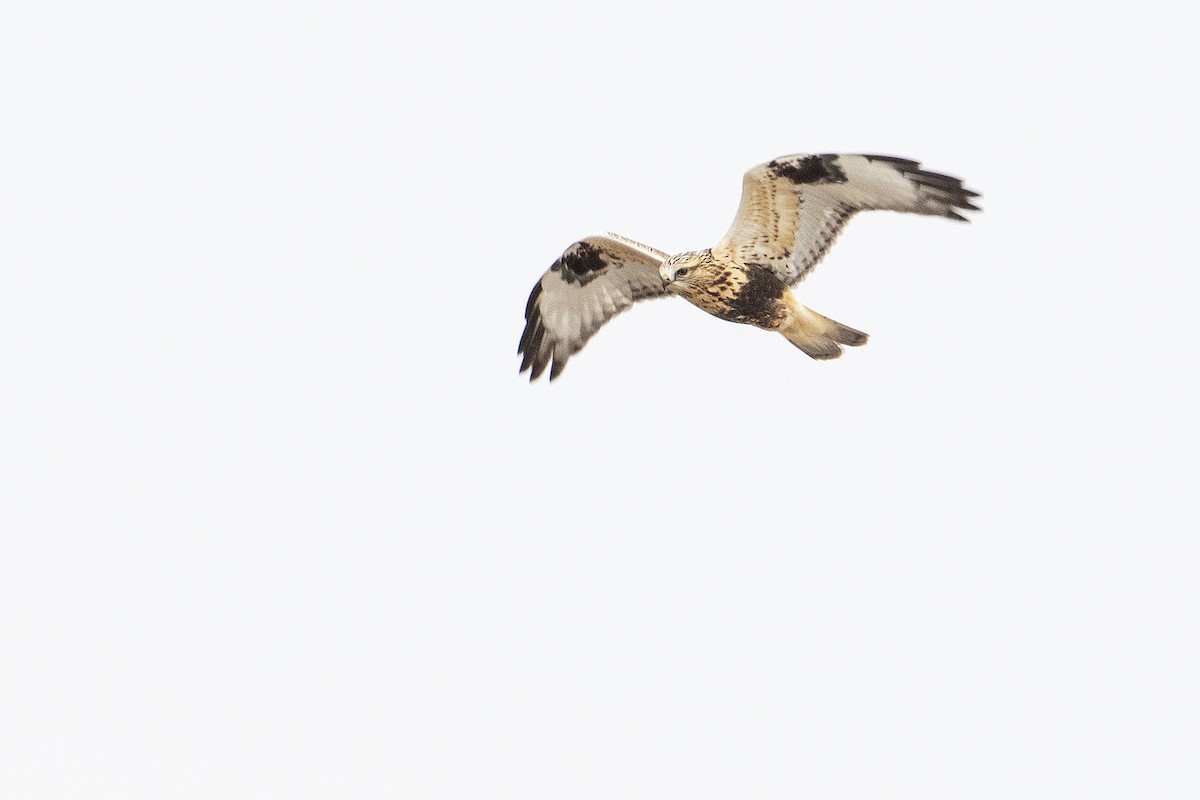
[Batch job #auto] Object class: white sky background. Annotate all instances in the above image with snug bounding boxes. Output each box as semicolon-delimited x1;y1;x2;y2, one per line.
2;1;1197;798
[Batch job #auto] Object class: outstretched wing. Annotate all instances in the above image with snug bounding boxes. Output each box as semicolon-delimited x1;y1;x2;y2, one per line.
519;233;670;381
713;154;980;285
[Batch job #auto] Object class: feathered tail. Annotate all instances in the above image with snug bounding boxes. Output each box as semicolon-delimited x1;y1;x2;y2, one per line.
778;303;869;360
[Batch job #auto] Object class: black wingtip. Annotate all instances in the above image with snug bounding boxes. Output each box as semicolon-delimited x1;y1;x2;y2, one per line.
523;279;543;320
548;354;568;381
862;154;921;170
865;154;981;217
529;354;548;381
519;276;551;380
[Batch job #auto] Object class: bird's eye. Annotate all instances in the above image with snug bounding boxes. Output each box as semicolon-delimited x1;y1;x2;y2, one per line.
676;267;689;278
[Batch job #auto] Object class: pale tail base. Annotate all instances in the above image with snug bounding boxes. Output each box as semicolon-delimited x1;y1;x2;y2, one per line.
779;304;870;360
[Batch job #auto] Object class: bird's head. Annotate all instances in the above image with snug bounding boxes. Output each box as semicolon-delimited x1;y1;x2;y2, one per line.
661;250;716;297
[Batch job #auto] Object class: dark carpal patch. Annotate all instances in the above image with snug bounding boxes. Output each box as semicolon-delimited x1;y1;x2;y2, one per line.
724;267;787;327
768;154;847;185
557;241;609;285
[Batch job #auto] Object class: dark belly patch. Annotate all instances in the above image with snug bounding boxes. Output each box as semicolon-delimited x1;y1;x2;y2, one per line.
721;266;787;327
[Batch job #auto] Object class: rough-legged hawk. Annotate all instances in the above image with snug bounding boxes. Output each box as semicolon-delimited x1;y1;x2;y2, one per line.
519;153;979;381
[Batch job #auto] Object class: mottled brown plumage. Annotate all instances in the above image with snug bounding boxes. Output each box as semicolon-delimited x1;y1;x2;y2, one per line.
661;250;867;360
519;153;979;380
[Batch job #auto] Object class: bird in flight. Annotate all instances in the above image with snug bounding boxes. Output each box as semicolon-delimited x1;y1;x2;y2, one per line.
518;153;979;381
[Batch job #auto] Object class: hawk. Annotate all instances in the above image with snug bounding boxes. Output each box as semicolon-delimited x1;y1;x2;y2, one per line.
518;153;979;381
